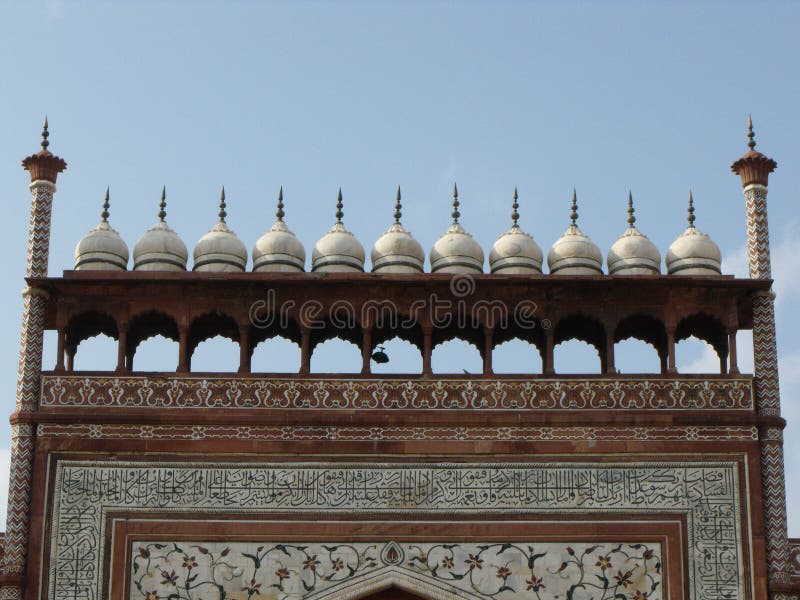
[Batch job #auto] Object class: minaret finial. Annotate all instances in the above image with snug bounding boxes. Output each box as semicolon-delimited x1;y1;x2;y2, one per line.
511;187;519;227
218;186;227;223
335;188;344;223
747;114;756;150
451;182;460;224
101;187;110;223
158;186;167;222
394;185;402;224
570;188;578;226
627;190;636;227
276;186;285;222
687;190;695;227
41;115;49;150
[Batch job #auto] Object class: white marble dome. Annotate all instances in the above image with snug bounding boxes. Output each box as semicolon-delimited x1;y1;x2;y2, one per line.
489;190;542;274
371;188;424;273
132;188;188;272
253;189;305;272
607;194;661;275
193;190;247;272
547;191;602;275
311;190;365;273
430;185;484;274
74;189;129;271
666;193;721;275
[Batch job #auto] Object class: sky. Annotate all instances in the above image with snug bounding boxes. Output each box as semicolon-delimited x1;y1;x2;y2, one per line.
0;1;799;533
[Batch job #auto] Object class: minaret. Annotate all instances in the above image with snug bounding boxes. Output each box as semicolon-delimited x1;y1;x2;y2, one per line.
731;117;788;587
1;119;67;597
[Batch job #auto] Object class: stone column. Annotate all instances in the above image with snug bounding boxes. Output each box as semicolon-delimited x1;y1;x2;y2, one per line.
1;120;66;599
731;118;789;589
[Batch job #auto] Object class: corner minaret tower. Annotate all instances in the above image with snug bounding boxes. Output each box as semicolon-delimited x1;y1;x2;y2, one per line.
2;119;67;598
731;117;788;588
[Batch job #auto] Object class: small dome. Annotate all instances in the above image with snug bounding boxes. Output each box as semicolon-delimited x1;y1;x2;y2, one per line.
193;188;247;272
371;187;424;273
74;188;129;271
430;184;484;274
311;189;365;273
607;193;661;275
489;188;542;274
547;190;603;275
133;187;188;271
666;192;721;275
253;188;306;272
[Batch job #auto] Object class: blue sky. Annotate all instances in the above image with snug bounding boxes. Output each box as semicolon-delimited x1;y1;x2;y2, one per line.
1;0;799;532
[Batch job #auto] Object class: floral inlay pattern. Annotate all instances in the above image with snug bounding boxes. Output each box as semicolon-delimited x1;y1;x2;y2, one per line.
130;541;663;600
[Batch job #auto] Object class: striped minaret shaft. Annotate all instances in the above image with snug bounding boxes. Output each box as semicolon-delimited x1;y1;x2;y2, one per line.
731;118;789;589
0;120;66;600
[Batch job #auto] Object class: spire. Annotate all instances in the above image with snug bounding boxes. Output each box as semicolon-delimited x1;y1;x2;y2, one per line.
335;188;344;223
41;115;50;150
627;191;636;227
570;188;578;226
158;186;167;222
101;187;110;223
747;114;756;150
276;186;285;222
687;190;695;228
451;182;460;224
394;185;402;224
218;187;227;223
511;187;519;227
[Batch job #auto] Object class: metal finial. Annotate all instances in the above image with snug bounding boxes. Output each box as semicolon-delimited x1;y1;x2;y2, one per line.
335;188;344;223
627;191;636;227
158;186;167;222
687;190;695;227
394;185;402;224
570;188;578;226
101;187;110;223
451;182;460;224
41;115;50;150
276;186;285;221
218;186;227;223
511;187;519;226
747;114;756;150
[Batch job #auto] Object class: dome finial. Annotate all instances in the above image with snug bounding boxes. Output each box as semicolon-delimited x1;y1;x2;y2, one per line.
101;187;110;223
627;191;636;227
451;182;460;224
335;188;344;223
394;185;402;224
218;187;227;223
158;186;167;222
41;115;50;150
687;190;695;228
276;186;285;222
747;114;756;150
570;188;578;226
511;187;519;226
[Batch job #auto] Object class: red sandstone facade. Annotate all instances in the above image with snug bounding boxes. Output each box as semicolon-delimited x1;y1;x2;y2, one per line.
0;123;798;599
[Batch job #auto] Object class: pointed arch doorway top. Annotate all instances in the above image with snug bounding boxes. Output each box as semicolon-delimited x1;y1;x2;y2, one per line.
363;587;430;600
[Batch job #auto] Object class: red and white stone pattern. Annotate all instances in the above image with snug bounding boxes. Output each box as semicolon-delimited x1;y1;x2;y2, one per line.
1;181;56;595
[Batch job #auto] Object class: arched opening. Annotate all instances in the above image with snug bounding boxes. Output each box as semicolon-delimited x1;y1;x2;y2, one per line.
311;337;362;373
73;334;118;371
251;336;301;373
614;314;667;374
188;312;240;373
370;336;423;375
65;310;118;371
553;314;605;374
128;311;179;372
431;339;482;374
362;588;430;600
676;313;727;374
492;338;542;374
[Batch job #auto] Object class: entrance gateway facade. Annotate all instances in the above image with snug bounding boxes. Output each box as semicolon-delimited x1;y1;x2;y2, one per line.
0;120;799;599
